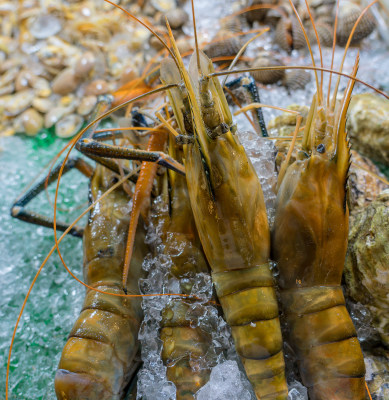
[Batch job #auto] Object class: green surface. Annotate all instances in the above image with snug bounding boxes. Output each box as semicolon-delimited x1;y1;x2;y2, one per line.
0;133;89;399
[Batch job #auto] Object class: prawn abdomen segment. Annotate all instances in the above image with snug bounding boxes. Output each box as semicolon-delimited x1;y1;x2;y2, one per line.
281;286;365;400
213;265;287;399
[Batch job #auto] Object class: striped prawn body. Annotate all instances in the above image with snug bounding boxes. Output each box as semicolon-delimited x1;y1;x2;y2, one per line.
160;35;288;397
55;165;147;400
271;61;366;398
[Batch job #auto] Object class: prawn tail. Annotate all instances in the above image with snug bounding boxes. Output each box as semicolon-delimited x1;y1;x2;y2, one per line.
213;265;288;400
281;286;365;400
160;300;212;399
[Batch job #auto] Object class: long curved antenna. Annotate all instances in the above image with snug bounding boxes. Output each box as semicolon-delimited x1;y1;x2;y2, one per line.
331;0;379;110
222;28;269;87
327;0;340;109
190;0;201;73
209;66;389;100
288;0;322;104
304;0;324;98
222;3;288;20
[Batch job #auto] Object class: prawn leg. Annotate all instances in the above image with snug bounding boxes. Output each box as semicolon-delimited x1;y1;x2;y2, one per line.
77;138;185;175
10;157;93;237
225;75;268;137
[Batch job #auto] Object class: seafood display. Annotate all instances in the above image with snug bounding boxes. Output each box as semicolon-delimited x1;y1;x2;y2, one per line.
2;0;389;399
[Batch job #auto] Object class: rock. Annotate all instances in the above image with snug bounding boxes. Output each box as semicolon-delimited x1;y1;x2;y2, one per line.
347;93;389;167
344;190;389;347
364;350;389;400
348;150;388;212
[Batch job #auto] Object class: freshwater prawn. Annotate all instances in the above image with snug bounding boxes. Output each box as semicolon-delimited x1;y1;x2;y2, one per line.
6;0;388;398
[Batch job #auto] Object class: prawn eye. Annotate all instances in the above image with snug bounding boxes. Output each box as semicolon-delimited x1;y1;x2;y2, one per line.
317;143;325;153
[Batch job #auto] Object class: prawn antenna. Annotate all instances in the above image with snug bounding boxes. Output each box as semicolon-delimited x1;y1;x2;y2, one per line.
288;0;322;105
190;0;201;74
304;0;324;98
328;0;340;109
331;0;379;110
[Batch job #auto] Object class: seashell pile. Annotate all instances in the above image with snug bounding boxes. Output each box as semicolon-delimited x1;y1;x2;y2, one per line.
0;0;192;139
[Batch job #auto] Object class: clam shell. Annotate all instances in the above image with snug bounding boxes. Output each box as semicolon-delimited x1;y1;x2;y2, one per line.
45;106;70;128
55;114;83;138
32;77;51;98
220;17;244;33
244;0;277;24
251;56;285;84
308;20;334;47
344;190;389;347
203;33;242;60
52;68;79;95
283;70;311;90
29;14;62;39
74;52;95;79
164;8;189;30
0;83;14;96
151;0;175;12
85;79;109;96
275;17;306;52
15;69;35;92
77;95;97;116
20;108;43;136
348;150;387;211
0;66;19;88
4;89;34;116
336;2;376;46
32;97;52;113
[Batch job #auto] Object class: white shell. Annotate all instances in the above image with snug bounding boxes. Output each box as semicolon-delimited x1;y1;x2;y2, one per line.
55;114;83;138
